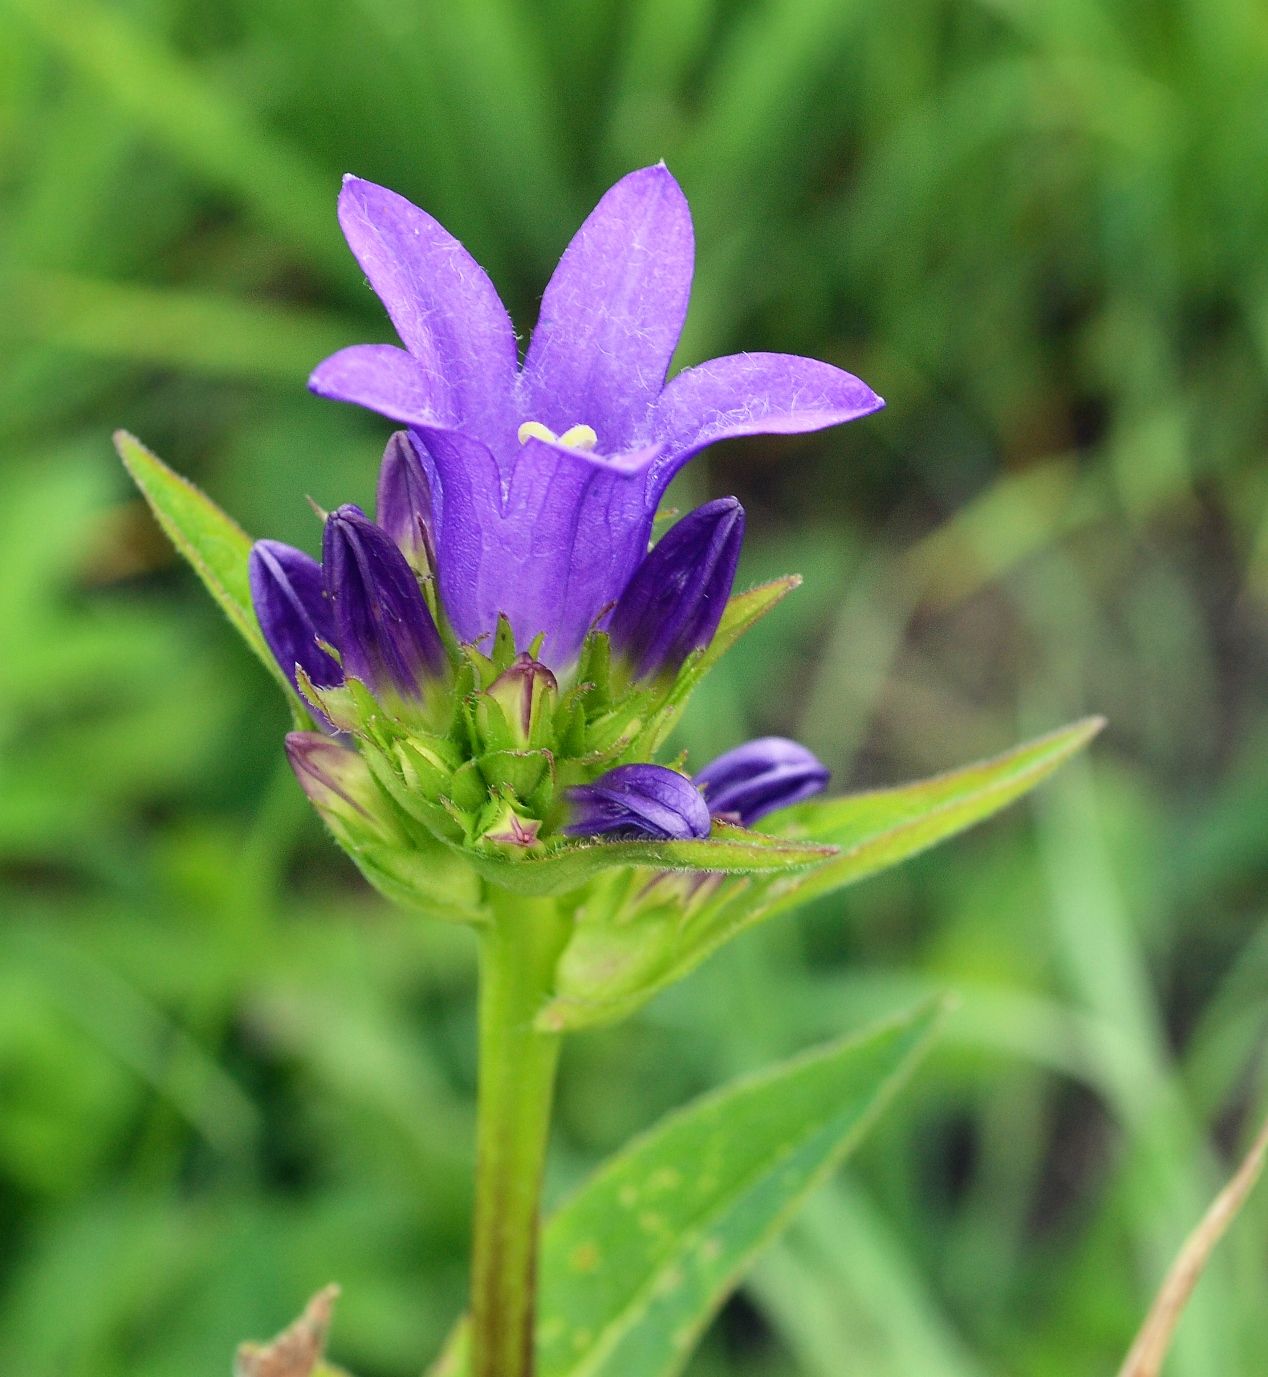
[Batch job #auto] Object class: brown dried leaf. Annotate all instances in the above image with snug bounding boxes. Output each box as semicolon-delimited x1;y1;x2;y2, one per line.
1117;1117;1268;1377
235;1285;343;1377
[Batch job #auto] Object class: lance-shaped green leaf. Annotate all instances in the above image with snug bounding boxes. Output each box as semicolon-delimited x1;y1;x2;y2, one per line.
114;430;306;715
430;998;946;1377
766;715;1106;908
541;717;1103;1029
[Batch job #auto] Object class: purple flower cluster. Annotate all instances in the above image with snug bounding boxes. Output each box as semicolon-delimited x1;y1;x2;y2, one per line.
251;166;878;844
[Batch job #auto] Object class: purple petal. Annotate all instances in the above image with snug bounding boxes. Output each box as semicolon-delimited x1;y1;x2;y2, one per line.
565;763;711;841
695;736;830;826
417;427;660;666
329;176;518;450
521;165;694;452
609;498;745;680
652;352;884;493
321;504;446;701
375;430;436;570
249;540;342;693
309;344;448;428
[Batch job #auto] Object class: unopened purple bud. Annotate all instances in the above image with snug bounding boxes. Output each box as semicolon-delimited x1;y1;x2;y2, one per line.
249;540;342;694
565;763;711;841
608;498;744;680
375;431;436;571
695;737;830;826
322;504;446;700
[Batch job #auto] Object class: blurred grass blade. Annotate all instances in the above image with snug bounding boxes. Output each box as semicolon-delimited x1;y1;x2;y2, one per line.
113;430;292;702
13;271;358;382
1116;1117;1268;1377
432;998;946;1377
7;0;340;272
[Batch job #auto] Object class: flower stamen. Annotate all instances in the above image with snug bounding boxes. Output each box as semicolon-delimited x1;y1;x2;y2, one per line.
517;420;598;451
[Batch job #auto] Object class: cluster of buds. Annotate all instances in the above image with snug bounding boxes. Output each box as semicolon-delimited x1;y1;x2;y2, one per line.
253;434;827;873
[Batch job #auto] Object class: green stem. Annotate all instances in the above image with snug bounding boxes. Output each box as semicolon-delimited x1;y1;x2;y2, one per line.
471;890;568;1377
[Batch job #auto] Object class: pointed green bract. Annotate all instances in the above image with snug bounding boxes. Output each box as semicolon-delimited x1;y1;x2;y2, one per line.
541;718;1104;1029
113;429;295;700
637;576;801;753
430;998;946;1377
462;825;837;897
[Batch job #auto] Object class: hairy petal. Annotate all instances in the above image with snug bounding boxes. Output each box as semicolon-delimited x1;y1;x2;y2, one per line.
653;352;884;493
309;344;449;428
566;764;711;841
332;176;518;449
419;429;660;665
521;165;694;452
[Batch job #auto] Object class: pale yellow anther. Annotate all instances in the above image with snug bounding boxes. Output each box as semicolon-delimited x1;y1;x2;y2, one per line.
558;424;598;451
518;420;557;445
517;420;599;452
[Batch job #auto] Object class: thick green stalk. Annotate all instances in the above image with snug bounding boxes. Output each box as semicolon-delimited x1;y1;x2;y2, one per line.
471;890;568;1377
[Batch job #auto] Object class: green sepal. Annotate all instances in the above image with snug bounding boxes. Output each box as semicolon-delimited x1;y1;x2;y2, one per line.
634;576;801;754
539;717;1104;1029
492;612;518;669
362;738;466;845
348;841;486;924
449;758;493;816
476;748;554;801
458;822;836;898
572;631;613;713
484;654;560;750
576;704;648;764
471;691;515;753
114;429;313;730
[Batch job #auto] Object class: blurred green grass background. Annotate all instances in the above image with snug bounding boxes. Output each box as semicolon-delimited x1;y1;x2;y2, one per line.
2;0;1267;1373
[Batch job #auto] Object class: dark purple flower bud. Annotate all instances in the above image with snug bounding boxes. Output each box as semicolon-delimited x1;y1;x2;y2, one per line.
321;503;446;700
695;737;830;826
375;430;436;572
608;498;744;680
249;540;342;693
565;763;711;841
